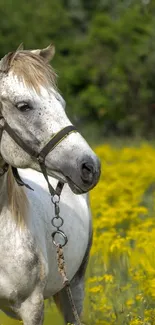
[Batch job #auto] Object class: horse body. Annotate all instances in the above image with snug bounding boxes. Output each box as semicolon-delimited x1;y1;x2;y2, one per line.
0;168;91;320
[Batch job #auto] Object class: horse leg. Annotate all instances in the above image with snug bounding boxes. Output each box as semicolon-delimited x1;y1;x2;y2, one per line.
15;288;44;325
54;276;85;325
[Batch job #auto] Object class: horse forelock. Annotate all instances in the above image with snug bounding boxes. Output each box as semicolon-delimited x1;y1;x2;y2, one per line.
1;51;57;93
7;167;28;227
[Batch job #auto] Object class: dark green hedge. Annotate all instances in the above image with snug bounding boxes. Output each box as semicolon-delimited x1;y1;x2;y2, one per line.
1;0;155;137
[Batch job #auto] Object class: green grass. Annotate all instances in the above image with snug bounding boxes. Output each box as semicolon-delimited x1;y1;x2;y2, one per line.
0;302;63;324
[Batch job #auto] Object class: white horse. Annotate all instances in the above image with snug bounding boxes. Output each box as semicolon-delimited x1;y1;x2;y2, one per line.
0;44;100;324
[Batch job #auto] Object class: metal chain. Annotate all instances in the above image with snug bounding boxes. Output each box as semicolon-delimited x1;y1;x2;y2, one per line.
51;194;68;248
51;194;82;325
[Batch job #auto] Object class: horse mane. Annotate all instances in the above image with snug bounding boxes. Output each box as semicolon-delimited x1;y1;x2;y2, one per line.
7;167;28;226
0;49;57;224
0;50;57;93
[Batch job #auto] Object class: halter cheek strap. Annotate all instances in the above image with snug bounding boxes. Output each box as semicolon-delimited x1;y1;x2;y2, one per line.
4;122;40;158
3;122;77;197
37;125;77;196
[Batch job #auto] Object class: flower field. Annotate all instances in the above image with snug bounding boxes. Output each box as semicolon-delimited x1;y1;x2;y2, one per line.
2;143;155;325
87;143;155;325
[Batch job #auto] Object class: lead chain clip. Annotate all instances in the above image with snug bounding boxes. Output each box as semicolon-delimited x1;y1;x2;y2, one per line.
51;194;68;248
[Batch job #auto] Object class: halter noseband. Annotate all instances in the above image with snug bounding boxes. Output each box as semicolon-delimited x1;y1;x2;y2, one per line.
1;121;77;197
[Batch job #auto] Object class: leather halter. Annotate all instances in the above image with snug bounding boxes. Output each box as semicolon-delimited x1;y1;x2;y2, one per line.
1;121;77;197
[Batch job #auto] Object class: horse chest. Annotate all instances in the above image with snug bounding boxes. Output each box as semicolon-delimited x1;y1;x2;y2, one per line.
0;173;92;300
26;181;91;297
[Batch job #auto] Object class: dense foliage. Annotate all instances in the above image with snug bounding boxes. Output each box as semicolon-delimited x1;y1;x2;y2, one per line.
0;0;155;136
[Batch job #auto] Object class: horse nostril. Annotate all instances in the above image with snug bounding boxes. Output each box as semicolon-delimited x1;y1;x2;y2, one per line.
81;162;94;184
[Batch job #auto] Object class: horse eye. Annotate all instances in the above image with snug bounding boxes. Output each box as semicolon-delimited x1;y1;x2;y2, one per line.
16;102;32;112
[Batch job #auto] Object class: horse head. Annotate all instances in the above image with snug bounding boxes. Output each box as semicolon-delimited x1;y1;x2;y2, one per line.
0;44;100;194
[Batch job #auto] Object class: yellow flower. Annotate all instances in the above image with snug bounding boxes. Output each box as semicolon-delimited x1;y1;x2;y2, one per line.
103;274;114;283
89;285;103;293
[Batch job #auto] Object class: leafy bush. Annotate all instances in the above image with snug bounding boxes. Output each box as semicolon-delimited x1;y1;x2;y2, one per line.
1;1;155;135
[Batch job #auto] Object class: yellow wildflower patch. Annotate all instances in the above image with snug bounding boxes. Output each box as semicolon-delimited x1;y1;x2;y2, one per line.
86;144;155;324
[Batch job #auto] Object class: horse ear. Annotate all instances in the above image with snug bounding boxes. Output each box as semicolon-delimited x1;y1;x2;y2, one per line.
16;43;24;51
8;43;24;66
31;44;55;62
40;44;55;62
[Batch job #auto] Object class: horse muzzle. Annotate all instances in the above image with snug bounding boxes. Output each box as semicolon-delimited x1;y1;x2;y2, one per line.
80;156;100;185
61;154;101;194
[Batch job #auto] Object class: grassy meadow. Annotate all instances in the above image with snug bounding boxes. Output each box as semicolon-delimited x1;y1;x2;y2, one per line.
2;142;155;325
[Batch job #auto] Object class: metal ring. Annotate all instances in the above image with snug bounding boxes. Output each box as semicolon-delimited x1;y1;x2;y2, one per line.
52;230;68;247
51;194;60;204
51;216;64;228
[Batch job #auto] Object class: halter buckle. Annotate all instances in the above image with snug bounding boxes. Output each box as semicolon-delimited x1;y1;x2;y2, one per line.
37;155;44;164
0;163;9;176
52;194;60;204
